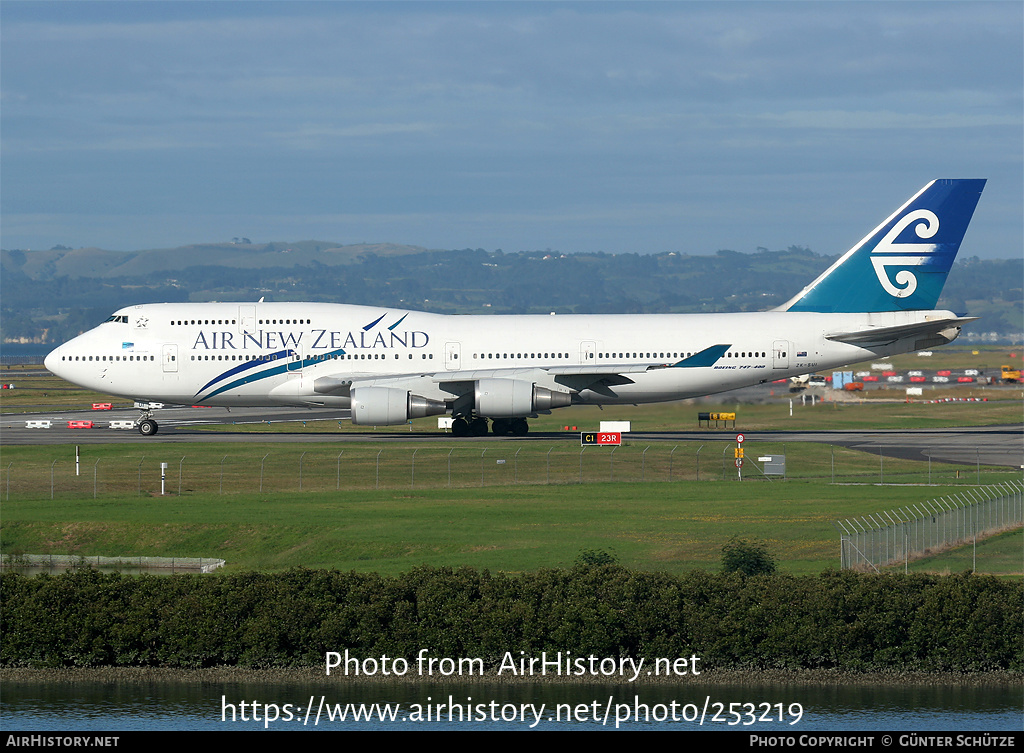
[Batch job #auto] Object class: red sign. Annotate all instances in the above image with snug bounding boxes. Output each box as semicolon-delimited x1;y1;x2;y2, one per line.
736;433;745;444
581;432;621;446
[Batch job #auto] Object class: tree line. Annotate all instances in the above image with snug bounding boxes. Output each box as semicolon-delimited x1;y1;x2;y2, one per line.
2;567;1020;672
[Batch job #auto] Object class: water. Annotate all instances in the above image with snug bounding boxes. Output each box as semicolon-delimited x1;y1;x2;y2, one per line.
3;678;1020;731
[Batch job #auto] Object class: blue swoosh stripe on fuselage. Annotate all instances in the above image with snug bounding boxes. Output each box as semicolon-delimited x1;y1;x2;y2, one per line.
196;349;295;394
196;348;346;401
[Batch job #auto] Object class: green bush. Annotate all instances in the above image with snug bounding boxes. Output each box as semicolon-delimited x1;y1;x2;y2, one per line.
575;548;618;567
721;537;776;576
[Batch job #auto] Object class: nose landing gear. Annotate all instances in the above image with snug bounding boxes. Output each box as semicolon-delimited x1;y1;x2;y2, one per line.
136;406;159;436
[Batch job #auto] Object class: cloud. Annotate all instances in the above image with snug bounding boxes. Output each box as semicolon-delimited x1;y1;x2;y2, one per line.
1;2;1019;256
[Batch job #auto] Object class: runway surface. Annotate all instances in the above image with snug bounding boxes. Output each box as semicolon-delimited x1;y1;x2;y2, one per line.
3;404;1022;468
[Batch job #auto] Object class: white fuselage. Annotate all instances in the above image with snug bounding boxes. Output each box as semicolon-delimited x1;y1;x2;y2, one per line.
44;301;957;412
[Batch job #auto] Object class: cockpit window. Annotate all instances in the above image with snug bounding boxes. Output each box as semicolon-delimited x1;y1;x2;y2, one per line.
104;315;129;324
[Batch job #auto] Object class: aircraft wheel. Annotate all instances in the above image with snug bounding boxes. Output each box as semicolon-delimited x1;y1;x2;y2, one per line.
491;418;511;435
511;418;529;436
452;418;470;437
471;417;489;436
138;419;159;436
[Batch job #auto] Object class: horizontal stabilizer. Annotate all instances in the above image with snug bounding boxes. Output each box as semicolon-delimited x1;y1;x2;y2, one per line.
825;316;977;346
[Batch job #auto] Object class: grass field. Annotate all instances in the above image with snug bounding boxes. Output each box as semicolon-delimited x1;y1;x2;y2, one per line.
2;440;1020;577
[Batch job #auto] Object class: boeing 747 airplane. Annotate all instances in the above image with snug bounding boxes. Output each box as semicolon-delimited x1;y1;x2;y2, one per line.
44;179;985;437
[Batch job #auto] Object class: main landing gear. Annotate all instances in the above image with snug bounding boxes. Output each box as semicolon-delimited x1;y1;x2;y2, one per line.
450;415;530;437
491;417;529;436
451;416;489;437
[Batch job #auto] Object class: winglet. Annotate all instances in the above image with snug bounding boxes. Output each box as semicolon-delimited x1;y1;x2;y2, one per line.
670;344;731;368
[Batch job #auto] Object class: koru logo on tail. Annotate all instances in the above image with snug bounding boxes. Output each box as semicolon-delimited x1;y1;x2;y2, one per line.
870;210;939;298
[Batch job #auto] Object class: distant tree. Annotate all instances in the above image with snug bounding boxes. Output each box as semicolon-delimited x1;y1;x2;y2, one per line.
576;548;619;567
721;537;776;576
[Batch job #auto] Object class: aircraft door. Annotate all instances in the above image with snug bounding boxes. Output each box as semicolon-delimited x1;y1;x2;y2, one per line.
445;342;461;370
772;340;790;370
161;344;178;373
580;341;596;363
238;306;257;335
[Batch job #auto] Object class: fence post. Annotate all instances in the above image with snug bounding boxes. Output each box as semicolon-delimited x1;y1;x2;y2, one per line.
376;450;382;489
220;455;228;494
137;456;145;497
642;446;649;482
546;447;553;485
411;449;418;489
669;446;677;481
93;458;100;499
480;449;487;487
696;445;703;481
298;452;306;492
337;451;344;490
51;460;57;500
259;454;268;493
448;449;453;488
514;448;520;485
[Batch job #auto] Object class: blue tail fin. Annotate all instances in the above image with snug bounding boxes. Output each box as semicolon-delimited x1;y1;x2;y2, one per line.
779;179;985;313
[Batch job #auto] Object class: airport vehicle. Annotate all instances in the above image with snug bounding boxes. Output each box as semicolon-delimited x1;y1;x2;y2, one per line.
788;374;811;392
44;179;985;437
1000;365;1021;384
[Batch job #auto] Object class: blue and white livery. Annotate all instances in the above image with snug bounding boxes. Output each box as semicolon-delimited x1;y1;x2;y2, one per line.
45;179;985;436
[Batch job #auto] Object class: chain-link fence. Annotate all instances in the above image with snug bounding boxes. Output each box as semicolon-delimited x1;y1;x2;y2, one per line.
0;554;224;572
1;442;1017;500
836;480;1024;571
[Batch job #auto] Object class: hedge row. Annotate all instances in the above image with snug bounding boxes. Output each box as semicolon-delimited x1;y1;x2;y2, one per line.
2;567;1020;671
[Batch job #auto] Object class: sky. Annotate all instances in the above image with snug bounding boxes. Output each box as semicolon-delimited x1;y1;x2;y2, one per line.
2;1;1021;259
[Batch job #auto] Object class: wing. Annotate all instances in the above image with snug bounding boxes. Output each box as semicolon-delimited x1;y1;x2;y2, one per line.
312;344;733;399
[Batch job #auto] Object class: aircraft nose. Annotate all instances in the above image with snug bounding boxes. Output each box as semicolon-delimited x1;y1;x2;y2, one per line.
44;346;61;375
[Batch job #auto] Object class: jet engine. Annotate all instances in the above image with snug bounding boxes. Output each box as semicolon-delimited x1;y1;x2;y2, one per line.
350;386;447;426
474;378;572;417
